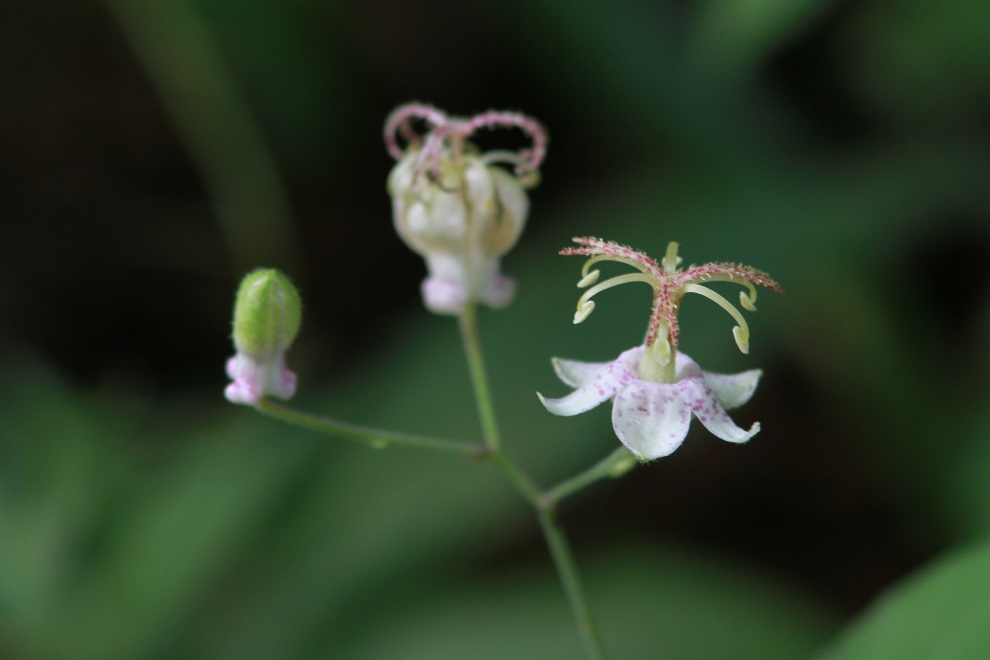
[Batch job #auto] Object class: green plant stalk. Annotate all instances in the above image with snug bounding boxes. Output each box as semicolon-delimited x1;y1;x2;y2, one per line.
457;305;608;659
255;398;485;458
546;446;635;507
536;506;606;660
247;305;613;657
458;304;502;452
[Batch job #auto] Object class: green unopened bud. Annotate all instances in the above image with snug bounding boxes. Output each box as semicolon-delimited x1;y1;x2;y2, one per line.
225;269;302;405
232;269;301;355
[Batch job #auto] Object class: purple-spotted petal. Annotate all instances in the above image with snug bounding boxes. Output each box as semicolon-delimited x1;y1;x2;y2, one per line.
553;345;644;388
551;357;612;388
677;376;759;444
611;380;692;459
538;351;639;416
672;350;703;381
703;368;761;410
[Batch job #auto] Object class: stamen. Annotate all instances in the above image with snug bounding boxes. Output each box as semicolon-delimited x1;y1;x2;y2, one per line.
574;273;657;320
691;273;759;311
580;259;599;280
577;270;600;288
479;150;526;168
572;272;656;325
739;281;758;311
652;330;672;366
732;326;750;354
682;283;752;354
574;300;595;324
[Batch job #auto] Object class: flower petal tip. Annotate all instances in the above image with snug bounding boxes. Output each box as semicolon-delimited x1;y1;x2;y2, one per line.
224;380;259;406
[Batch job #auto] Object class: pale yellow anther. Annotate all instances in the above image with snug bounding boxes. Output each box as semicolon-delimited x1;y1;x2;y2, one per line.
558;238;779;385
574;300;595;324
577;270;600;288
739;282;758;311
652;335;672;366
732;326;750;354
683;283;753;355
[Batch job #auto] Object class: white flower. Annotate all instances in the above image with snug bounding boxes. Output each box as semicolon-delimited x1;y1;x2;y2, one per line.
384;103;547;314
538;346;762;460
539;237;780;459
387;149;529;313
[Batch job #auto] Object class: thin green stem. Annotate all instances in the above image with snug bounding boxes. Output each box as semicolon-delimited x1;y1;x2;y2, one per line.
254;398;486;458
546;446;636;507
536;507;607;660
456;303;607;658
490;452;544;507
457;304;502;451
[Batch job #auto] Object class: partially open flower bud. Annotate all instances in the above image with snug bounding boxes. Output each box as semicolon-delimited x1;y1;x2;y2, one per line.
224;269;301;405
388;148;530;313
384;103;547;315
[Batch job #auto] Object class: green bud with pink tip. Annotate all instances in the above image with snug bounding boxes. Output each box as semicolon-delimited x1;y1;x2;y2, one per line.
225;269;302;405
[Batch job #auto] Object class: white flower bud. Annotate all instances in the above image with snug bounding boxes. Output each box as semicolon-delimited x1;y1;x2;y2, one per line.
388;147;531;314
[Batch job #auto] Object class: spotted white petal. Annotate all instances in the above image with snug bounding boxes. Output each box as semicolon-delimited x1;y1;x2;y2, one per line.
551;345;643;388
672;350;703;380
702;368;762;410
611;380;692;459
677;376;759;444
538;352;638;417
551;358;612;388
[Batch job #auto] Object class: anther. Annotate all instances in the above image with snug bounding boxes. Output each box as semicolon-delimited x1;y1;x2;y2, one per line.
652;336;672;366
683;283;752;355
574;300;595;324
732;326;750;354
739;282;758;311
577;270;600;288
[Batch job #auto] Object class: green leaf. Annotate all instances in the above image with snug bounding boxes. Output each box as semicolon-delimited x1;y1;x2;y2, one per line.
688;0;838;84
336;546;837;659
820;541;990;659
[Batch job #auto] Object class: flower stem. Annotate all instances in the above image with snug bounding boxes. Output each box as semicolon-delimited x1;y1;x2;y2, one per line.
254;398;485;458
546;446;636;507
458;304;502;452
536;507;606;660
456;305;607;659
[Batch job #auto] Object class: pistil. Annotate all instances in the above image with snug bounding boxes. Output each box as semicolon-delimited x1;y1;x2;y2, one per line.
560;237;782;385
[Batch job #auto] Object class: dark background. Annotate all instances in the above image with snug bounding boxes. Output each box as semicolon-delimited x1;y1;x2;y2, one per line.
2;0;990;657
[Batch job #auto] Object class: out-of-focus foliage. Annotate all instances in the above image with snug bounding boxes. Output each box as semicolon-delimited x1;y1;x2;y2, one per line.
821;540;990;659
1;0;989;657
0;357;835;658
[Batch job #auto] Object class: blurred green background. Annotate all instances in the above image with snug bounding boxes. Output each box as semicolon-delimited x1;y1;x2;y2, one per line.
2;0;990;657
